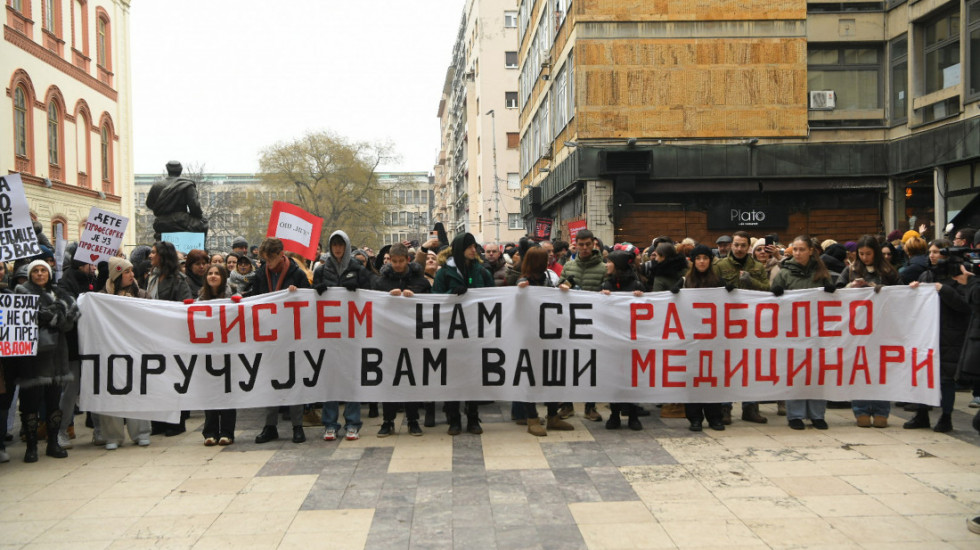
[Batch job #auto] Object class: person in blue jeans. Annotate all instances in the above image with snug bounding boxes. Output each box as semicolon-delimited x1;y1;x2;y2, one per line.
312;230;374;441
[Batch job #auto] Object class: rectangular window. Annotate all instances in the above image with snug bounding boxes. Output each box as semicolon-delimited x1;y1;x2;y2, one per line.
507;172;520;190
507;132;519;149
807;46;882;109
890;35;908;123
44;0;54;32
969;0;980;99
553;65;568;134
508;213;523;230
918;96;959;123
505;51;518;68
923;9;961;94
504;11;517;28
505;91;518;108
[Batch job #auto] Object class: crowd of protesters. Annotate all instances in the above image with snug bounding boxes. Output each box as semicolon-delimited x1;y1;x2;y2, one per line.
2;222;980;467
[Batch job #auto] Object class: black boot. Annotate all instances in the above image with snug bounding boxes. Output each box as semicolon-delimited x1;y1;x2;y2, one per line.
903;410;931;429
466;414;483;435
368;403;379;418
447;413;462;436
933;413;952;433
45;410;68;458
23;413;38;463
424;403;436;427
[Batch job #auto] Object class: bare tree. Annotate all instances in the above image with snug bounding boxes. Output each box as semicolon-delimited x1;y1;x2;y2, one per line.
258;130;398;249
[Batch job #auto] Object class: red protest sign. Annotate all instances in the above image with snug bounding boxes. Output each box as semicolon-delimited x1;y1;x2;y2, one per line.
266;202;323;260
568;220;587;244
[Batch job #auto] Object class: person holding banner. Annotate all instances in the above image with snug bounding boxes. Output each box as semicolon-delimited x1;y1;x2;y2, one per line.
248;238;311;444
679;244;728;432
146;241;193;436
516;245;571;436
770;236;835;430
97;257;152;449
557;230;609;422
371;243;431;437
601;246;647;431
433;233;494;435
13;260;78;462
198;265;237;446
313;230;373;441
839;235;901;428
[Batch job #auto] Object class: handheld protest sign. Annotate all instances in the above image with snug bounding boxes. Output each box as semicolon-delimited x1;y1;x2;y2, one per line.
75;206;128;265
267;201;323;260
0;173;41;262
0;293;39;357
162;232;205;254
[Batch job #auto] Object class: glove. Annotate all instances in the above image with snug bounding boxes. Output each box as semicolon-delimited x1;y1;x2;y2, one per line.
873;284;883;294
725;283;736;292
771;285;784;297
739;271;752;283
823;283;836;294
231;295;242;303
183;298;195;305
314;283;330;295
340;273;359;291
670;279;683;294
453;285;467;296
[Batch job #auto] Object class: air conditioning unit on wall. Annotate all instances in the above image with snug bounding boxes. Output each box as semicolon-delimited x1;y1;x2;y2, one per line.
809;90;836;110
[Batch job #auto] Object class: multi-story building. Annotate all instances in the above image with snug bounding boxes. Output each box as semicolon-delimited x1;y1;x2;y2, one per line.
518;0;980;247
134;172;290;251
434;0;524;245
3;0;134;248
379;171;433;246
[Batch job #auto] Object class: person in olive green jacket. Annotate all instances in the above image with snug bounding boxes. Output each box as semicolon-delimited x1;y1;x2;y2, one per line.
557;229;606;421
713;231;770;291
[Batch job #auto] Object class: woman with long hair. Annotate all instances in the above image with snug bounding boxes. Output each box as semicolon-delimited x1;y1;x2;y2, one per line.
183;249;210;296
681;244;727;431
199;265;237;445
515;246;569;436
837;235;900;428
601;246;646;431
770;236;835;431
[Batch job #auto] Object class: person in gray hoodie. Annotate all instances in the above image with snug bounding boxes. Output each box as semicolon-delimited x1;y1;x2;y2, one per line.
312;230;374;441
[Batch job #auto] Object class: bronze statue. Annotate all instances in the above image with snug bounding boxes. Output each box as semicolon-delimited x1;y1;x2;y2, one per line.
145;161;209;240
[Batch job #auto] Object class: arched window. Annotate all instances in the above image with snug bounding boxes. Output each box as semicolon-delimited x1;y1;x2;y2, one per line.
97;11;111;70
75;100;92;188
47;102;60;166
14;87;28;157
99;117;114;194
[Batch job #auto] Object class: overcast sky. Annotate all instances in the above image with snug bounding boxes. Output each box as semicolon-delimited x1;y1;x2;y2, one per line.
131;0;465;176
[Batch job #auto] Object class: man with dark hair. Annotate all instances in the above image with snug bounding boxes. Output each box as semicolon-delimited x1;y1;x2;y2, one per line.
954;227;976;248
249;238;311;445
712;231;770;424
372;243;431;436
556;229;606;421
553;240;570;265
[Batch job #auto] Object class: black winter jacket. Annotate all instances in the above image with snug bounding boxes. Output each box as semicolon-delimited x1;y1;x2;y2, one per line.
249;258;311;295
372;262;431;294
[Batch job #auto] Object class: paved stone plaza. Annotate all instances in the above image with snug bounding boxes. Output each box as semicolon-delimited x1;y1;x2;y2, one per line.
0;400;978;549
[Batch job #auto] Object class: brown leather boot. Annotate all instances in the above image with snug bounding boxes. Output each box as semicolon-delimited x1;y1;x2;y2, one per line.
546;415;574;431
741;403;768;424
527;417;547;437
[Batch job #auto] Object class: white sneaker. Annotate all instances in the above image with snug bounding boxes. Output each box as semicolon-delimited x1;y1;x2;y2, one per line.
345;427;360;441
137;438;150;447
57;431;73;450
969;396;980;408
322;428;337;441
0;448;9;463
105;442;119;450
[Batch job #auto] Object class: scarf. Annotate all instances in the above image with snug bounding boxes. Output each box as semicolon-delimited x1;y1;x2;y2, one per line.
265;256;290;292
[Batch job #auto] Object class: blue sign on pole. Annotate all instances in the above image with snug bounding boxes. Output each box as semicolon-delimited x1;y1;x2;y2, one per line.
161;232;205;254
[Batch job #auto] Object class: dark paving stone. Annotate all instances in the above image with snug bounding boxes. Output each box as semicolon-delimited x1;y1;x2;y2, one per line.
528;501;575;525
452;484;491;506
452;504;493;529
536;524;588;550
453;525;496;550
490;502;532;526
559;483;602;503
551;467;592;485
383;472;420;489
300;488;344;510
487;470;523;485
495;526;544;550
377;486;417;508
339;488;381;508
520;469;558;486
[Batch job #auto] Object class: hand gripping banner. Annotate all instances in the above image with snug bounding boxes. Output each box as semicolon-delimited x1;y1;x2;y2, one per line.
77;286;941;414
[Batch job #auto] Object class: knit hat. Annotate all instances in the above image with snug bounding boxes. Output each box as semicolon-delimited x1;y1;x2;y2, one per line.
690;244;713;260
844;241;857;253
232;236;248;249
901;230;921;244
824;243;847;262
607;251;634;272
25;259;52;283
820;239;837;251
107;256;133;284
886;229;903;242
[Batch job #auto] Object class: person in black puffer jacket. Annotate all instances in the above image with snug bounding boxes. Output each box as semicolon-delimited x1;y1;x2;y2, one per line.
54;258;97;450
602;248;646;432
371;243;430;437
820;243;848;282
645;242;688;292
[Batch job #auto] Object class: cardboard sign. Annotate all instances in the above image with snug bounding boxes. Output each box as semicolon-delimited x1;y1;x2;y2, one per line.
75;207;128;265
162;232;205;254
0;173;41;262
0;293;38;357
267;201;323;260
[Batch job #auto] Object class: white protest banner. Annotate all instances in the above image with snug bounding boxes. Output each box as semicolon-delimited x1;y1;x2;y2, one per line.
54;222;66;282
161;232;205;254
0;173;41;262
75;207;128;265
77;287;941;413
267;201;323;260
0;293;38;357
